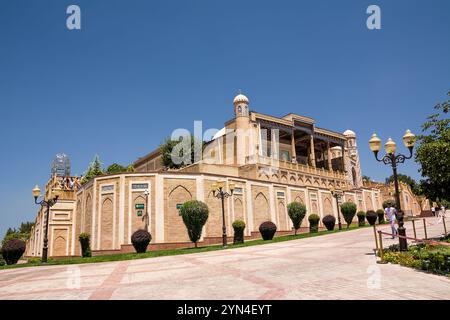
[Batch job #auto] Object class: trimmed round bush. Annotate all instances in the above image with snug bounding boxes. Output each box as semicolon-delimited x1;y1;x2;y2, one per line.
340;202;357;229
287;202;307;235
308;214;320;233
78;233;92;257
0;257;5;266
366;210;378;226
131;229;152;253
179;200;209;247
232;220;246;244
357;211;366;227
259;221;277;240
322;215;336;231
376;209;385;224
382;199;396;209
1;239;26;265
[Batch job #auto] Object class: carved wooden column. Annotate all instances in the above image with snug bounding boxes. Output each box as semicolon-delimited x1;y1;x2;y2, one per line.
309;135;316;167
341;144;346;172
327;141;332;171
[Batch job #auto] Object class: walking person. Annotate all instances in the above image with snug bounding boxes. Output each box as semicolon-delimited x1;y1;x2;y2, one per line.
387;205;398;239
437;205;446;225
431;206;436;217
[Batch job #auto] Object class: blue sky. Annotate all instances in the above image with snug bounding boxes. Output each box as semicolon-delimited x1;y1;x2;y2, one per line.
0;0;449;236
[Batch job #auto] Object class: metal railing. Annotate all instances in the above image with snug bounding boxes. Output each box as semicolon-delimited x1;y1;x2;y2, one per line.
373;217;449;263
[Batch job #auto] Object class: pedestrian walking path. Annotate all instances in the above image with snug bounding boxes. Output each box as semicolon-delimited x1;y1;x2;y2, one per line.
0;217;448;300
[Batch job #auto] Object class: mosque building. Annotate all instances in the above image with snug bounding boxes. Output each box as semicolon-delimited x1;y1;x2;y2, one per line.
25;93;425;257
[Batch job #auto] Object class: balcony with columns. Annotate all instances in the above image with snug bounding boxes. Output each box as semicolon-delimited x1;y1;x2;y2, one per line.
247;119;348;182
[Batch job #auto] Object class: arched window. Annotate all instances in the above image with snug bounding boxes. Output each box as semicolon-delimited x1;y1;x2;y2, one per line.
237;106;242;114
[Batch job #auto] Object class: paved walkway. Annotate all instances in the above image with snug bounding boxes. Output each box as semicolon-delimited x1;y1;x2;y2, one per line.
0;217;449;300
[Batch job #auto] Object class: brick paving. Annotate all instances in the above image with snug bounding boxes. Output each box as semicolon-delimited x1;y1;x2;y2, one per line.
0;217;448;300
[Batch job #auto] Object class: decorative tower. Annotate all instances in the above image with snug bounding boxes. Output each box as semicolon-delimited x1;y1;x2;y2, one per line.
233;91;250;118
233;92;251;165
343;130;363;188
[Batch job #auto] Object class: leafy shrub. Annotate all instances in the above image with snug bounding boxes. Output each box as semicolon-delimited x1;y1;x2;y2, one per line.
131;229;152;253
1;239;26;265
232;220;246;244
387;243;401;252
382;199;396;209
415;246;450;275
78;233;92;257
376;209;385;224
179;200;209;247
357;211;366;227
287;202;307;235
439;233;450;242
308;214;320;233
2;225;32;247
126;165;136;172
340;202;357;229
160;136;204;169
322;215;336;231
384;244;450;276
27;257;42;264
259;221;277;240
106;163;126;174
366;210;378;226
0;256;5;266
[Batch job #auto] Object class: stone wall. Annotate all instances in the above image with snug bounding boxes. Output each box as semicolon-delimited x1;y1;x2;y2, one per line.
26;172;383;257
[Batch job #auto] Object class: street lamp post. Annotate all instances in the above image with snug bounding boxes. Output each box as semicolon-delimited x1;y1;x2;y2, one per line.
32;185;61;263
330;187;344;230
143;189;150;232
211;180;235;248
369;129;416;251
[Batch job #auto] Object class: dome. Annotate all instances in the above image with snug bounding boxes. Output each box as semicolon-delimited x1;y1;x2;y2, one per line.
343;129;356;138
233;93;249;105
212;127;226;140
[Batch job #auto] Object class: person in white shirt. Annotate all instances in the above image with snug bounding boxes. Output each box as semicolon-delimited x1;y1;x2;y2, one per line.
386;206;398;239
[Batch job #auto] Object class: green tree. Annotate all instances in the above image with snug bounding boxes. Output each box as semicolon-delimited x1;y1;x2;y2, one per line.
160;135;204;169
385;174;420;195
19;222;34;234
179;200;209;247
340;202;357;229
382;199;396;209
1;223;33;247
106;163;126;174
287;202;307;235
415;91;450;203
80;155;104;185
362;175;371;182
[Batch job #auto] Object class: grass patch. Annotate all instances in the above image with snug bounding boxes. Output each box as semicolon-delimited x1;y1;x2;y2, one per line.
0;224;369;270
